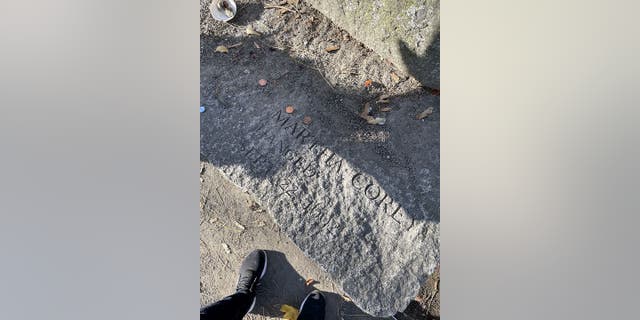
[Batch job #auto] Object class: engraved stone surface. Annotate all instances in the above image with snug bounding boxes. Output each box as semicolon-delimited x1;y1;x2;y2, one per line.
201;94;440;316
200;21;440;316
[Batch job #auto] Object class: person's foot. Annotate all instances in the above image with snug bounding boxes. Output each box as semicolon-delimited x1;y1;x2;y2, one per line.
298;290;326;320
235;249;268;294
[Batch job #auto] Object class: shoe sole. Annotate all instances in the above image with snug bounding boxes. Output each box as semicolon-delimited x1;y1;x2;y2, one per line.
247;250;268;314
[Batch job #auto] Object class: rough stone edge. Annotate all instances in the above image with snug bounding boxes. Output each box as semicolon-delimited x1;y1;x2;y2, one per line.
211;166;440;317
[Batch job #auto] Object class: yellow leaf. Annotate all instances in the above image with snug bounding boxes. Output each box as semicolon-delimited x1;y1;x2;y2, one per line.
215;45;229;53
280;304;299;320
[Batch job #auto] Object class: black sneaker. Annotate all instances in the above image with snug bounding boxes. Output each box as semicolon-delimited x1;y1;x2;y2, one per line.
298;290;326;320
235;249;268;295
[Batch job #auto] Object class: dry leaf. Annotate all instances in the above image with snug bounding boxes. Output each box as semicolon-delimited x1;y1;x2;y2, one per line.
305;278;315;286
227;42;242;49
390;71;401;83
430;88;440;96
377;94;390;104
364;79;372;87
258;79;268;87
285;105;295;114
215;45;229;53
416;107;434;120
384;58;394;66
253;42;261;49
359;102;371;118
342;295;352;302
279;8;289;14
302;116;312;125
233;220;245;231
280;304;299;320
325;45;340;53
380;107;392;112
246;25;261;36
366;117;386;125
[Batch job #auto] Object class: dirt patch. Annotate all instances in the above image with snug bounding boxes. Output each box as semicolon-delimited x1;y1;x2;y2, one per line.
200;0;431;99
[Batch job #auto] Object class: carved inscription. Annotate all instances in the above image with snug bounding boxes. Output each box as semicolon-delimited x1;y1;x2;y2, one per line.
254;110;415;230
351;172;414;230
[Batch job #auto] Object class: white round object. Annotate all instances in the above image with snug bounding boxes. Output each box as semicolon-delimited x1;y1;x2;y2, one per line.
209;0;237;22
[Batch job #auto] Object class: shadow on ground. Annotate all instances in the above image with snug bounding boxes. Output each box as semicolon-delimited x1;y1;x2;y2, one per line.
251;250;421;320
200;32;440;224
252;251;345;319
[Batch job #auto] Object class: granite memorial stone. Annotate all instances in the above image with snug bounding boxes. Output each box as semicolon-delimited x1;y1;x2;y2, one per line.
201;89;439;316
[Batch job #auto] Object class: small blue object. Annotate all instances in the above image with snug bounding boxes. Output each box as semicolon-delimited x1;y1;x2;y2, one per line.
200;106;206;113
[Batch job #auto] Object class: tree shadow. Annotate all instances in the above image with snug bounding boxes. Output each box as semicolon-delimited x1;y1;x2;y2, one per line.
200;33;439;224
397;31;440;90
232;0;265;25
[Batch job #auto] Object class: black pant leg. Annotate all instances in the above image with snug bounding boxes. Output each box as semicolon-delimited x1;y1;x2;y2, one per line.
200;292;254;320
298;308;325;320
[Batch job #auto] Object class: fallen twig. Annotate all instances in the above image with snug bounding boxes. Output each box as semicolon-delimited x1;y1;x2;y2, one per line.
272;70;290;80
291;59;334;90
264;4;300;14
